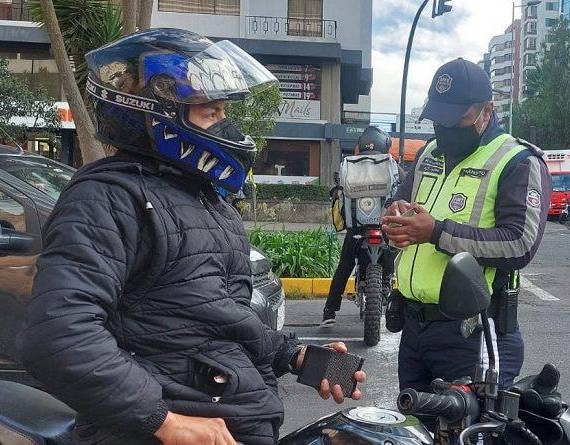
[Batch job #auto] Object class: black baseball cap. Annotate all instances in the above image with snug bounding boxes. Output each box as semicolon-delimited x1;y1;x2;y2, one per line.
419;58;492;127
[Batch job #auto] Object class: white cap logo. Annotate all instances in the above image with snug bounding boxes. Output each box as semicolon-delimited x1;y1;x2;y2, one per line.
435;74;453;94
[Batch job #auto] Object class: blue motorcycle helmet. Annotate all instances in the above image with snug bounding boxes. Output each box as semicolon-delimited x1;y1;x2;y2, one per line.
84;28;278;192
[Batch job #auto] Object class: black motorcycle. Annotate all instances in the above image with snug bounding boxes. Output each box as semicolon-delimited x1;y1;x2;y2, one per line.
331;172;393;347
351;226;392;347
1;253;569;445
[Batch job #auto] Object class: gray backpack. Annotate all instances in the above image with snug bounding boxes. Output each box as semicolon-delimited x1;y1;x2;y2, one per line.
337;153;399;229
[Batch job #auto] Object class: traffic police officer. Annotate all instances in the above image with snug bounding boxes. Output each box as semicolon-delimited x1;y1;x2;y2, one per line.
382;58;551;393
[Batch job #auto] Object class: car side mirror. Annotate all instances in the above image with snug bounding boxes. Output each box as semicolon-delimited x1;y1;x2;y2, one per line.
0;226;36;254
439;252;491;320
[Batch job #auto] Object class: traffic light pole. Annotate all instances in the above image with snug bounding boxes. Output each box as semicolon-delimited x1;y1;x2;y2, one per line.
398;0;430;164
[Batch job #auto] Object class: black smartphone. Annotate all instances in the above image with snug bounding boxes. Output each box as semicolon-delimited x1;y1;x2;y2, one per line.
297;345;364;398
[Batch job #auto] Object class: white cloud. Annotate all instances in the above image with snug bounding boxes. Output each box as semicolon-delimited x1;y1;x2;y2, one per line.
372;0;514;113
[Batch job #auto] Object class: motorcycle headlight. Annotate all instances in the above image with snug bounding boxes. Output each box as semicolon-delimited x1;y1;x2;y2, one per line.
358;197;376;213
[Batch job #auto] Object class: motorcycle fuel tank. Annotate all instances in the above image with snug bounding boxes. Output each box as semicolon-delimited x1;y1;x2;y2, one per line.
279;406;432;445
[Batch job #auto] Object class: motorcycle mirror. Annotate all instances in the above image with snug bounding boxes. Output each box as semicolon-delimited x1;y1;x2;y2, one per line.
439;252;491;320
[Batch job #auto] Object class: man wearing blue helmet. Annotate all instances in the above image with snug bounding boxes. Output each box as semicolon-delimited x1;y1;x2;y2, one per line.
21;29;364;445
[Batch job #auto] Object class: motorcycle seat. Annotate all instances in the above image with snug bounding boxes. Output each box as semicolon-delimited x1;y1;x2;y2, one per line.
0;380;75;445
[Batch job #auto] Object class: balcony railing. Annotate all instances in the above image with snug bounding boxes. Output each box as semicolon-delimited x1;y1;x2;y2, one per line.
246;16;337;40
0;4;32;21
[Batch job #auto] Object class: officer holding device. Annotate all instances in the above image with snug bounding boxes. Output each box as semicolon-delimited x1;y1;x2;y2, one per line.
382;58;551;394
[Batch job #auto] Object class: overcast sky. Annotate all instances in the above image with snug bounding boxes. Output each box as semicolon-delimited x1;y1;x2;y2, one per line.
371;0;515;113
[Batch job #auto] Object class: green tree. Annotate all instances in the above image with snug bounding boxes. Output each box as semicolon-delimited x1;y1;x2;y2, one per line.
513;19;570;150
225;86;283;153
0;59;60;146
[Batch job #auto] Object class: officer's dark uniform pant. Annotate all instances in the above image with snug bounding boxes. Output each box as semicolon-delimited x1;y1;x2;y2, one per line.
398;308;524;393
324;229;396;312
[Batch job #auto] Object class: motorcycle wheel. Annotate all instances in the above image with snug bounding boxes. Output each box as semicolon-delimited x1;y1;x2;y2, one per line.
364;264;382;346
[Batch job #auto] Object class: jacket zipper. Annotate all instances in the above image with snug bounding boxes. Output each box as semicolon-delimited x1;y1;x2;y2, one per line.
200;193;232;293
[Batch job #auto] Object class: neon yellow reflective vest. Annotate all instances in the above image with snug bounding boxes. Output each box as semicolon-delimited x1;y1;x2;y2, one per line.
396;133;527;304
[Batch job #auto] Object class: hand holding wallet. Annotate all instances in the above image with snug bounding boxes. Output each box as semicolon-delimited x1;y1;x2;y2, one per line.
296;345;364;398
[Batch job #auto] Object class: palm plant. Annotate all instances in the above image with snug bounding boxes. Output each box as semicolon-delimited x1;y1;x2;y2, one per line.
28;0;123;93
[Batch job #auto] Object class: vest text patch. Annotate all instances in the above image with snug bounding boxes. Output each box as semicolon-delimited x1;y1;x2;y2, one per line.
419;157;444;175
460;168;488;178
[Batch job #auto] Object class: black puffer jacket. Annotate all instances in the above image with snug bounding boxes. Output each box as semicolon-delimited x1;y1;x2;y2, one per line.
22;155;299;445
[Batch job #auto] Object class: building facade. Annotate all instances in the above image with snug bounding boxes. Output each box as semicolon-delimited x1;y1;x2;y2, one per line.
0;0;73;160
518;0;560;101
152;0;373;185
488;20;520;126
561;0;570;20
478;52;491;77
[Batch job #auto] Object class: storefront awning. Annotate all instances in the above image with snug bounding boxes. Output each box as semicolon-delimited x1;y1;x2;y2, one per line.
389;138;429;162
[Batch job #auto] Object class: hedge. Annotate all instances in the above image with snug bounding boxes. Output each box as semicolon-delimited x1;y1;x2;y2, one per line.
248;228;340;278
256;184;330;202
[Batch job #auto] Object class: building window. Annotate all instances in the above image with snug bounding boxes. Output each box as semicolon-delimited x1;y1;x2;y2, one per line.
546;18;558;27
546;2;559;11
253;140;320;177
157;0;240;15
524;53;537;66
0;0;32;21
526;21;537;34
492;66;513;77
287;0;324;37
525;37;537;50
2;54;62;100
525;5;538;18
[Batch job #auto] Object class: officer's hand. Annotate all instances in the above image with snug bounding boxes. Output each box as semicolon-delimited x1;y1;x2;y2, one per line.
384;200;412;218
155;411;237;445
382;204;435;248
296;342;366;404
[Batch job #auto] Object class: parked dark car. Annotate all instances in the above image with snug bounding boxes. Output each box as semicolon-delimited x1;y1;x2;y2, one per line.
0;145;285;384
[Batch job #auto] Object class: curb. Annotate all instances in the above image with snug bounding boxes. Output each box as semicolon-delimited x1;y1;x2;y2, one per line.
281;278;355;298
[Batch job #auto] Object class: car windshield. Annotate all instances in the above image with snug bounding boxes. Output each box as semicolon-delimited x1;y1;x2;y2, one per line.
552;174;570;192
1;157;75;200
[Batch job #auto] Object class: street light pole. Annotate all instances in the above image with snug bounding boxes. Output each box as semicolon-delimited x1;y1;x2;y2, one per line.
399;0;430;163
510;2;515;134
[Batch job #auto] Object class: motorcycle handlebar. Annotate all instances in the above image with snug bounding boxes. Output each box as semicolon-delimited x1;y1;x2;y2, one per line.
397;388;466;423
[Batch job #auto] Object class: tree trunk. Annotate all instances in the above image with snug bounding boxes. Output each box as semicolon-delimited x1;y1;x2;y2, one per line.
137;0;153;30
39;0;105;164
122;0;138;35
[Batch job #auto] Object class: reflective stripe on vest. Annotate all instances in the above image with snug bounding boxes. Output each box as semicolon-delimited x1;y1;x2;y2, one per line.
396;134;526;304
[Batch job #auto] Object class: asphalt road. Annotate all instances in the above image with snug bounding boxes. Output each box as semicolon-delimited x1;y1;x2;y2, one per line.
278;221;570;436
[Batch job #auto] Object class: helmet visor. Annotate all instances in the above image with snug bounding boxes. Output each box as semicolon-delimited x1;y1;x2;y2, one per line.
146;40;278;104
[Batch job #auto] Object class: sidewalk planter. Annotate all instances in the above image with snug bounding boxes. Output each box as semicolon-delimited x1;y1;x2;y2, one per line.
281;277;355;298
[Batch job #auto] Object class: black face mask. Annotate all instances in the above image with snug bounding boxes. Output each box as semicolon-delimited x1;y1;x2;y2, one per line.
434;109;485;157
206;118;245;143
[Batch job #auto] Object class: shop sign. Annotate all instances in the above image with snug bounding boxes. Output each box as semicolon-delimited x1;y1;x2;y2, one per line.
277;99;321;120
266;63;322;121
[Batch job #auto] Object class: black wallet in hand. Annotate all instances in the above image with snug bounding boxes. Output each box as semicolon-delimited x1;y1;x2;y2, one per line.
297;345;364;398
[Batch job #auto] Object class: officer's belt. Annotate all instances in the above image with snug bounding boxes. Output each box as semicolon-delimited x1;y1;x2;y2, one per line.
405;297;502;323
405;300;449;322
